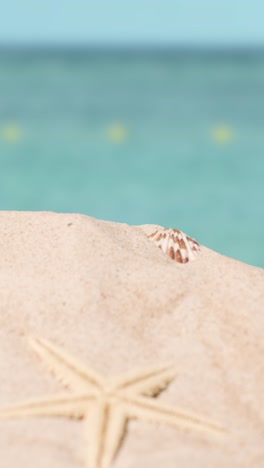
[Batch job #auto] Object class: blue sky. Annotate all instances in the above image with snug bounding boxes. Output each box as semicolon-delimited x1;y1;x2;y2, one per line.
0;0;263;46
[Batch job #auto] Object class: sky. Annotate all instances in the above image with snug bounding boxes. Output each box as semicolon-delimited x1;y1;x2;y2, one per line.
0;0;264;46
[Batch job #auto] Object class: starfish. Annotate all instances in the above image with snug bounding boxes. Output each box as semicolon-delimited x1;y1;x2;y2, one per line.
0;337;227;468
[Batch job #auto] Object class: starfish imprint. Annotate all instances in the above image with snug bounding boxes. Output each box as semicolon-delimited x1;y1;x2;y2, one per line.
0;337;228;468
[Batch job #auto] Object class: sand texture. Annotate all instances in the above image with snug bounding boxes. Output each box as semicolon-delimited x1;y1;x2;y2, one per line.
0;211;263;468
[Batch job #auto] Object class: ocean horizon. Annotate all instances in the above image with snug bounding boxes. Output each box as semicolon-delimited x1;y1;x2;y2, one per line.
0;46;263;267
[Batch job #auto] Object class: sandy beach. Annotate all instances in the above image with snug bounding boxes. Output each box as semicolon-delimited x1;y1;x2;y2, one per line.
0;211;263;468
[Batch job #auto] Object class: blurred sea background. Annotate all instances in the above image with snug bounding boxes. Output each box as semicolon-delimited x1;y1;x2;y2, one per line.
0;1;263;267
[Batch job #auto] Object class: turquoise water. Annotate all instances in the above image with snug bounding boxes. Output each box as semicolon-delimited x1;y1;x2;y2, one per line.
0;49;263;267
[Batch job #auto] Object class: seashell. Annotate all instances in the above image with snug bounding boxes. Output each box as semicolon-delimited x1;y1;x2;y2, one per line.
148;228;200;264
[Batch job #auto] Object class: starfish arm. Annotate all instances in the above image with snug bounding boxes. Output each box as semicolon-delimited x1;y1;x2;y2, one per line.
0;393;95;420
84;401;127;468
112;364;176;396
29;337;105;392
125;395;228;435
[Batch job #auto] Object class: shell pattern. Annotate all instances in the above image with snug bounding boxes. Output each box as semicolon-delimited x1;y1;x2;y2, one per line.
148;228;200;264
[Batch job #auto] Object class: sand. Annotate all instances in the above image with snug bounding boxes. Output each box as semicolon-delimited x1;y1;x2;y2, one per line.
0;211;263;468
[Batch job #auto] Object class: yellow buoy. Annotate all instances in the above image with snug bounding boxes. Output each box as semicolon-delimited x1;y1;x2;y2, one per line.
107;124;128;143
212;125;234;144
1;123;23;142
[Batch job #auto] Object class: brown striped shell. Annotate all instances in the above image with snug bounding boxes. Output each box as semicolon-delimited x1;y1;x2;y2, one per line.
148;228;200;264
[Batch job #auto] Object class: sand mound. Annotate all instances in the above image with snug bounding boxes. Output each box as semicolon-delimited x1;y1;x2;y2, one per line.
0;211;263;468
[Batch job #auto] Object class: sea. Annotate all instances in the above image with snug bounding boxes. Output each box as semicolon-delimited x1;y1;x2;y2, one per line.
0;47;263;267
